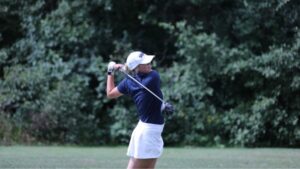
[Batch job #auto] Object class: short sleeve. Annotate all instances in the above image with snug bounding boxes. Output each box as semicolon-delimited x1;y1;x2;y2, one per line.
117;79;129;95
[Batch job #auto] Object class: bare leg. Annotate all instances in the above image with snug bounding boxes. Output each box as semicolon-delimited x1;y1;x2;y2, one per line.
127;157;157;169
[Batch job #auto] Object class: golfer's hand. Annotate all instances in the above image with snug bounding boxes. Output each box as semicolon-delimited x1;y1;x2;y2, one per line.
107;62;124;75
107;61;116;75
114;64;124;71
161;102;175;116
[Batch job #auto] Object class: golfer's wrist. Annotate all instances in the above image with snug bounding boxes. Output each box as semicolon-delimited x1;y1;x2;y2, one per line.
107;71;113;75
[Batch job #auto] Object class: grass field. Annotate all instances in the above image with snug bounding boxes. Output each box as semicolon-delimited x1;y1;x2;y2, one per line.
0;146;299;168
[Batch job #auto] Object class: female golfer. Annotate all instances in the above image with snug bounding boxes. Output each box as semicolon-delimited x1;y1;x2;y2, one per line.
106;51;165;169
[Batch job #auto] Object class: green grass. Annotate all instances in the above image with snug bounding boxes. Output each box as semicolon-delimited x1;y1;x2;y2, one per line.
0;146;299;168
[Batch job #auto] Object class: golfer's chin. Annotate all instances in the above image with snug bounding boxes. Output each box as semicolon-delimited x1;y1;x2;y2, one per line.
139;69;152;74
137;65;152;73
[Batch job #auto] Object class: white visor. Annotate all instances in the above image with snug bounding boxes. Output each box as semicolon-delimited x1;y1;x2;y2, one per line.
126;51;155;70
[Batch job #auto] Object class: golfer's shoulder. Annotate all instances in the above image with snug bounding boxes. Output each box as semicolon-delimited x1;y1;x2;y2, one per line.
149;70;160;79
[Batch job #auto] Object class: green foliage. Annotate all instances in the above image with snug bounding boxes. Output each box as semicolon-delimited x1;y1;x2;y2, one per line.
0;0;300;147
159;13;300;146
0;113;24;145
108;101;137;144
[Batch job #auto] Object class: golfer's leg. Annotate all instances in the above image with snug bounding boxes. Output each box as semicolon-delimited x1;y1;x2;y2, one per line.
127;158;157;169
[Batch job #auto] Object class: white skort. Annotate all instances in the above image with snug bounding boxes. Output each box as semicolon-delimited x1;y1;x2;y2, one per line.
127;120;164;159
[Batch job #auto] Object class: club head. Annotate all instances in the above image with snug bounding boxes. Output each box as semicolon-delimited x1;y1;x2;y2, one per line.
162;102;175;116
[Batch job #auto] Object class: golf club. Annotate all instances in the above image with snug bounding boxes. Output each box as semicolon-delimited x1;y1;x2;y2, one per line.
118;67;174;115
119;68;164;103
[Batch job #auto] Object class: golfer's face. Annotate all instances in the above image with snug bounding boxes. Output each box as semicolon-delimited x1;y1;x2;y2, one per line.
138;63;152;73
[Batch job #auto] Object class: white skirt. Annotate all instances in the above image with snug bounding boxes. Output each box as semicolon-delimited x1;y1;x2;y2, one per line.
127;120;164;159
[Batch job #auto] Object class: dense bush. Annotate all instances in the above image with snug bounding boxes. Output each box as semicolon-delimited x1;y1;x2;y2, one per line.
1;0;299;147
159;19;300;146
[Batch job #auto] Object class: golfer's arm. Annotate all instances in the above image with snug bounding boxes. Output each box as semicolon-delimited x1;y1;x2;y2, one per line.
106;75;123;99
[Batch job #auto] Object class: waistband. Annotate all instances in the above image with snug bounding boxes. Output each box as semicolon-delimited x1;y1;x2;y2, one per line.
137;120;164;131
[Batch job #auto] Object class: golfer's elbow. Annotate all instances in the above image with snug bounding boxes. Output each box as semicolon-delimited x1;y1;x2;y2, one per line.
106;86;115;98
106;90;114;99
106;87;122;99
106;90;121;99
107;92;115;99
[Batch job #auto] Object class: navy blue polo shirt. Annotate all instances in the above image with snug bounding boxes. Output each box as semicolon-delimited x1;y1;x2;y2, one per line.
117;70;164;124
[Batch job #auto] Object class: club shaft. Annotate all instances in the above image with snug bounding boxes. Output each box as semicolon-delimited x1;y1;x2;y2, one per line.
121;71;164;103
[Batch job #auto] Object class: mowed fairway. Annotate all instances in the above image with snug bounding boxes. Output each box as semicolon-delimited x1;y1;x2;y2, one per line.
0;146;299;168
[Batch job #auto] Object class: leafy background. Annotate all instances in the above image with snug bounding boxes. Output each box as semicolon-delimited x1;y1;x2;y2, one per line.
0;0;299;147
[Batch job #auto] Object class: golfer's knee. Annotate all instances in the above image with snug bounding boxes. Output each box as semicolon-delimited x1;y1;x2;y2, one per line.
127;158;157;169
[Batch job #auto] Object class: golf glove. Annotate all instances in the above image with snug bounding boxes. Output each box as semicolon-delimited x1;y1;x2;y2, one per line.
119;65;126;72
107;61;116;75
161;102;175;116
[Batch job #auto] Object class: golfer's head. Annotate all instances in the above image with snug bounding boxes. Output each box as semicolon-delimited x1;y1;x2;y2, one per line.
126;51;155;71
